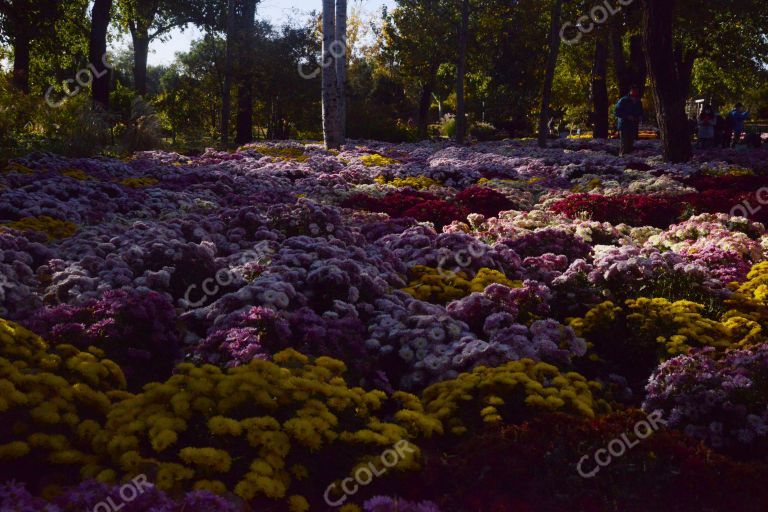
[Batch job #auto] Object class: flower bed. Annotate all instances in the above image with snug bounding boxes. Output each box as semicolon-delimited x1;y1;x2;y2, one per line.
2;139;768;510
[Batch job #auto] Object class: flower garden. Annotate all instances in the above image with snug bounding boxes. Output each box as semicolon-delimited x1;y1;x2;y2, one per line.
2;138;768;511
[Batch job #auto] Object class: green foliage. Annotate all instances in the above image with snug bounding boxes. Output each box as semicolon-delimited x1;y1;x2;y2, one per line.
470;121;497;141
439;114;456;138
117;97;164;153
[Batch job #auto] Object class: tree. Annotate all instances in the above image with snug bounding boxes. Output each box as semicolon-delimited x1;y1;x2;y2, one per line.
220;0;234;146
322;0;346;149
382;0;453;139
233;0;257;145
117;0;213;96
591;29;609;139
90;0;114;108
335;0;347;138
642;0;692;162
455;0;469;144
537;0;563;147
0;0;61;93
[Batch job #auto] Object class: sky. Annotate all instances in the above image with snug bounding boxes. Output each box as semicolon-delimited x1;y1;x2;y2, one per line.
113;0;396;66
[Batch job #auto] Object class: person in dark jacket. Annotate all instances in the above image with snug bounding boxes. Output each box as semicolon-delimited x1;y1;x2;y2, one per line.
615;88;643;156
697;105;716;148
722;112;734;148
714;109;727;148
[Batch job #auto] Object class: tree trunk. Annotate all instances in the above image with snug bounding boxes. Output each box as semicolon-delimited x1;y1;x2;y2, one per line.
629;35;647;96
12;33;31;93
322;0;341;149
220;0;235;147
335;0;347;141
89;0;113;108
417;74;436;140
642;0;691;162
610;20;630;95
537;0;563;147
234;0;257;145
235;79;253;144
591;32;609;139
131;28;150;96
455;0;469;144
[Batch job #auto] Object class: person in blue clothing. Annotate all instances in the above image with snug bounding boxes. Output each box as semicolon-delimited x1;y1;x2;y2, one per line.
728;103;749;147
615;87;643;156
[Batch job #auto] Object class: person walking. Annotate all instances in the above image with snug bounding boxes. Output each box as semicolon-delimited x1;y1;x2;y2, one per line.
615;87;643;156
728;103;750;147
722;111;734;148
714;108;727;148
697;105;716;148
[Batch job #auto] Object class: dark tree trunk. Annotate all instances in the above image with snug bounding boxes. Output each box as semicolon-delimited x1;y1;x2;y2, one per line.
611;28;647;98
610;20;630;95
12;33;31;93
455;0;469;144
537;0;563;147
89;0;113;108
335;0;347;140
642;0;692;162
417;77;435;140
235;79;253;144
234;0;257;145
629;35;647;96
591;32;609;139
131;29;150;96
220;0;235;147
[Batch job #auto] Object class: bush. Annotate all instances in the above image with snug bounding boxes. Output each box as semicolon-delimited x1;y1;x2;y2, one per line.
438;114;456;138
117;98;164;153
469;122;497;141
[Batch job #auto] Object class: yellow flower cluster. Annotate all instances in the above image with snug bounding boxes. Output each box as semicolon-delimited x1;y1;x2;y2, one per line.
0;319;125;483
91;349;433;503
4;215;78;240
422;359;607;435
702;163;754;176
571;177;603;193
728;261;768;308
119;177;159;188
401;266;522;303
360;154;399;167
254;146;309;162
374;175;441;189
2;162;35;174
570;297;763;357
60;169;92;180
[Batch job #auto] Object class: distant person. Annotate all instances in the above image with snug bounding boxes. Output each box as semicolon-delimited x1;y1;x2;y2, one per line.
697;105;716;148
728;103;750;147
615;87;643;156
722;111;734;148
714;109;727;148
688;116;698;141
548;116;558;137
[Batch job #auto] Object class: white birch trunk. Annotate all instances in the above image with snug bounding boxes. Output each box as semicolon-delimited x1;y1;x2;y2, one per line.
322;0;341;149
